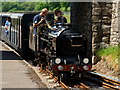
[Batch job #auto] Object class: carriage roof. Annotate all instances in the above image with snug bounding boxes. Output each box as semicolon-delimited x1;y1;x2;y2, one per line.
0;12;54;19
0;12;38;19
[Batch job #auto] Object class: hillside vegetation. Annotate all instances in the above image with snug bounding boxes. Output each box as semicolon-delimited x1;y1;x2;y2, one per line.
2;2;70;12
96;45;120;73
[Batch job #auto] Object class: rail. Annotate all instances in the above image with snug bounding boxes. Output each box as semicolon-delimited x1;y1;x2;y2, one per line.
84;72;120;89
45;68;70;90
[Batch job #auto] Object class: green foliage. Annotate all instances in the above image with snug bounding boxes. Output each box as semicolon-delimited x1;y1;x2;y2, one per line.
96;46;120;72
2;2;70;12
96;46;120;60
63;12;70;23
48;2;61;11
34;2;48;11
60;2;70;11
2;2;16;12
8;8;17;12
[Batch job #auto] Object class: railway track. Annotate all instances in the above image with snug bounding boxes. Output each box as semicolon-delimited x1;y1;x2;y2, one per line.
40;68;90;89
26;62;120;89
28;62;120;89
83;72;120;89
38;67;120;89
45;68;70;89
74;83;90;89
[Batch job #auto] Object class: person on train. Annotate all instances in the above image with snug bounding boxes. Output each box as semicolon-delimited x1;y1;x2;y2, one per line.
4;17;11;36
33;8;48;35
54;9;67;23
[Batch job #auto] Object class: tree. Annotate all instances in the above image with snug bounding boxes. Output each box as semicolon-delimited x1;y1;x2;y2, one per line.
2;2;70;12
34;2;47;11
60;2;69;11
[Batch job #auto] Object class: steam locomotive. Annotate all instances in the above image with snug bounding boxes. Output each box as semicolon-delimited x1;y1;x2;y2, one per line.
0;12;92;81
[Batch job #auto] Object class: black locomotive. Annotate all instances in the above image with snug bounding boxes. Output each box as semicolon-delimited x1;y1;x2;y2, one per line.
0;12;92;81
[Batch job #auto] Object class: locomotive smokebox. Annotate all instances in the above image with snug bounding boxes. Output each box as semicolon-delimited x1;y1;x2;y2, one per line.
57;29;87;55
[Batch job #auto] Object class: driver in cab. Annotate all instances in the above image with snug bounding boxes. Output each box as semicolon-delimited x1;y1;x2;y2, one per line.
54;9;67;23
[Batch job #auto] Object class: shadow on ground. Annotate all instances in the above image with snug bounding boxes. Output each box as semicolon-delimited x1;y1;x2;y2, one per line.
0;51;22;60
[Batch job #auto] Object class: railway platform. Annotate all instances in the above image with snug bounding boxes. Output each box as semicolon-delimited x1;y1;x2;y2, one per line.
0;41;47;89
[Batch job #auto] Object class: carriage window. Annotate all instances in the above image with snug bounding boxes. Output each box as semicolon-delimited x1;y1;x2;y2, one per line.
2;19;5;26
0;16;1;24
11;19;19;31
11;18;19;45
2;17;8;26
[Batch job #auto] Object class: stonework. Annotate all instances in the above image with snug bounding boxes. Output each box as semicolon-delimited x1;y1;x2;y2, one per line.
92;2;120;64
92;2;112;50
92;2;113;64
110;1;120;46
92;2;119;49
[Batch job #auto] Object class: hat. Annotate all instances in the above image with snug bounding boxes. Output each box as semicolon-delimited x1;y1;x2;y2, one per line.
54;9;62;14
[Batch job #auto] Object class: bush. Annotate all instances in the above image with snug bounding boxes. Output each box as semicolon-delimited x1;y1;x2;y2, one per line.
96;46;120;72
96;46;119;60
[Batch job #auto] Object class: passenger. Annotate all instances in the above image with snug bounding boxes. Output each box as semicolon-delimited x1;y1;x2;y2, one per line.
33;8;48;35
54;9;67;23
4;17;11;36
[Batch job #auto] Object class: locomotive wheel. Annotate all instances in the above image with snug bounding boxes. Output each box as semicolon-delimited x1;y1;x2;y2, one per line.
58;73;66;82
33;58;39;66
58;75;63;82
39;52;47;69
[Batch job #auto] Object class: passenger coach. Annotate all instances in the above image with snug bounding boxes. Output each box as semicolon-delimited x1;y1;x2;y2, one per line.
0;13;37;57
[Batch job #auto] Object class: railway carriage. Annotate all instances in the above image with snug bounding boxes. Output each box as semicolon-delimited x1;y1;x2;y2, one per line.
0;13;36;57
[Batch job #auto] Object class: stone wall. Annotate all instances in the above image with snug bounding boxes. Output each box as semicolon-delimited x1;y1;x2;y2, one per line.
92;1;120;64
92;2;113;64
110;1;120;46
92;2;112;49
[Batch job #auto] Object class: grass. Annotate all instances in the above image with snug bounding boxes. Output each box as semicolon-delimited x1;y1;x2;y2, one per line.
96;45;120;72
96;46;120;60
